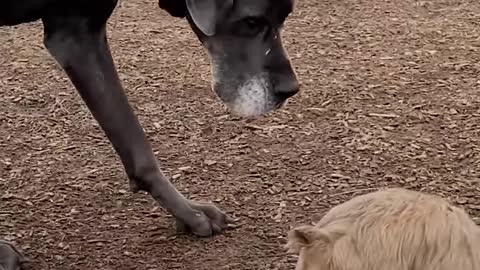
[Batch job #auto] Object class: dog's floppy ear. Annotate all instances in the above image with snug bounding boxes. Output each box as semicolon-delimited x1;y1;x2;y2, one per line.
158;0;188;17
285;225;330;253
285;223;349;254
185;0;233;36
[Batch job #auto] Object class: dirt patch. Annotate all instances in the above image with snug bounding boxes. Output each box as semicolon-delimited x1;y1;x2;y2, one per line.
1;0;479;269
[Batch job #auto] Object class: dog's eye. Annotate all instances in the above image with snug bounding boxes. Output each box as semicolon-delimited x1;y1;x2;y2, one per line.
240;17;267;36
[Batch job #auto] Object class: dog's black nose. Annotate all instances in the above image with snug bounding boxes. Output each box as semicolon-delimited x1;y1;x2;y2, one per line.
274;79;300;100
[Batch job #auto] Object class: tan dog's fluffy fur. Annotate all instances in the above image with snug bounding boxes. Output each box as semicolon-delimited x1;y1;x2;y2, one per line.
286;188;480;270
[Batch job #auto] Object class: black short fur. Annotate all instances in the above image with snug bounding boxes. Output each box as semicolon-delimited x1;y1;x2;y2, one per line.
158;0;188;17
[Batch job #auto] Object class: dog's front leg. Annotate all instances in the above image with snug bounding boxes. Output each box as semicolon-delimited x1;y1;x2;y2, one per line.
40;13;232;237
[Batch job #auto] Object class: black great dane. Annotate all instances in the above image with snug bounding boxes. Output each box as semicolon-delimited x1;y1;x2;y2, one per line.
0;0;298;267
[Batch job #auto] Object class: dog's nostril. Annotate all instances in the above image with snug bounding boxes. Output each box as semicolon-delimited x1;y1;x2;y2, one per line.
274;80;300;99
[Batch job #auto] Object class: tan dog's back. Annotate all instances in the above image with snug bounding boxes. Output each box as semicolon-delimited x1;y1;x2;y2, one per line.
287;188;480;270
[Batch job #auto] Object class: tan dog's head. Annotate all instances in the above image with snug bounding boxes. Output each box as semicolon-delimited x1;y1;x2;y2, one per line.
285;188;480;270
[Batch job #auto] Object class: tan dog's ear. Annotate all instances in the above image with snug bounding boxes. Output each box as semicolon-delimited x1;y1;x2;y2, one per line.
285;225;331;253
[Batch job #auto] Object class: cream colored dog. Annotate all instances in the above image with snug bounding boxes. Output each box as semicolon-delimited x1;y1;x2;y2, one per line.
286;188;480;270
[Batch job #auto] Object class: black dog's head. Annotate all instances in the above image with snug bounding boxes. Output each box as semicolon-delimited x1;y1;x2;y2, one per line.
158;0;299;117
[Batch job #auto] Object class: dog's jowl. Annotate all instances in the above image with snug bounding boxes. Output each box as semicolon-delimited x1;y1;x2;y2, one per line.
0;0;297;263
